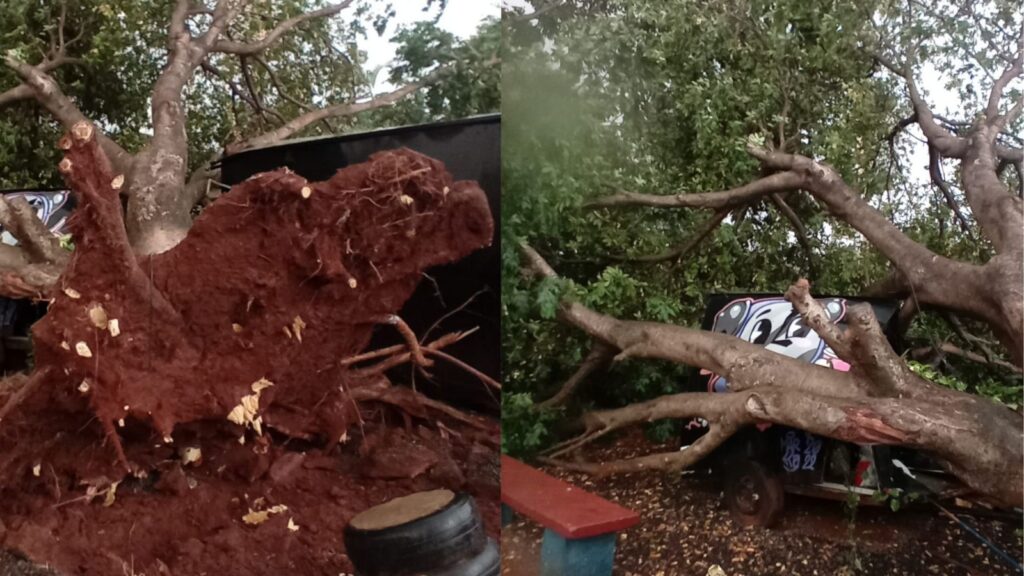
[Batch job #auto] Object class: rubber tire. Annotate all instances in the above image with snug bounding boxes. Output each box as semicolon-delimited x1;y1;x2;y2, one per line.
430;538;499;576
344;492;486;576
724;459;785;527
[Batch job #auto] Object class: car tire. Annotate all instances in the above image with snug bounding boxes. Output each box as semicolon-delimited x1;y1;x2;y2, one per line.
344;489;487;576
724;459;785;527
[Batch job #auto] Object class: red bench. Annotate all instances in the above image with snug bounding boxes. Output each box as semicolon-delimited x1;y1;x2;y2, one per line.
501;455;639;575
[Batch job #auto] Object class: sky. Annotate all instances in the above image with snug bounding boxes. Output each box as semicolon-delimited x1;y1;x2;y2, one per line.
362;0;499;91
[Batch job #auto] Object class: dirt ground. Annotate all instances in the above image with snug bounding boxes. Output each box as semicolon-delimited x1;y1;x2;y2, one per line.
502;431;1024;576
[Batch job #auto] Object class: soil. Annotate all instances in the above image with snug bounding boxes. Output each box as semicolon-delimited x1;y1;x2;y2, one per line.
0;135;498;575
502;430;1024;576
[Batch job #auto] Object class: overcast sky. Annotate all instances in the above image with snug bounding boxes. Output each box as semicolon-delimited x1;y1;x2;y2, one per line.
363;0;499;90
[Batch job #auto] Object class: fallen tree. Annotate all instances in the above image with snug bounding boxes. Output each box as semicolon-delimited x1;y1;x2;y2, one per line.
0;2;499;573
521;244;1023;508
515;19;1023;508
0;122;496;575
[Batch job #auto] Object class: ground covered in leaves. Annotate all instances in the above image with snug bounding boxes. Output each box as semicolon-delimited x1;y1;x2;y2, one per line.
501;430;1023;576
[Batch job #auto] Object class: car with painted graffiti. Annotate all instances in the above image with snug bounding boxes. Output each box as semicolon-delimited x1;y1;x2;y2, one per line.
679;293;956;526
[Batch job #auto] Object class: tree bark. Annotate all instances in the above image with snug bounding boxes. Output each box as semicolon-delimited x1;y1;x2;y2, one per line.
520;243;1024;508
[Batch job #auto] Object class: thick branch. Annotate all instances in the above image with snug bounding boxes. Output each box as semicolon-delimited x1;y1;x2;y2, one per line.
520;243;874;399
212;1;354;55
2;56;132;174
787;281;926;397
586;171;803;210
985;29;1024;121
959;123;1024;254
0;83;35;108
0;197;69;265
0;261;64;299
538;341;616;408
227;70;448;154
876;54;967;157
749;146;983;310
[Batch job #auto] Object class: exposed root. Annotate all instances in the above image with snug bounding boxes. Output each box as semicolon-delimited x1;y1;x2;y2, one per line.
343;329;473;375
350;384;491;432
374;314;434;371
424;348;501;391
0;369;49;424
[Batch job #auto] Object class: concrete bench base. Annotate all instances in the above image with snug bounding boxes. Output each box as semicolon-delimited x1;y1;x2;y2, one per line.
503;505;621;576
541;530;617;576
501;456;638;576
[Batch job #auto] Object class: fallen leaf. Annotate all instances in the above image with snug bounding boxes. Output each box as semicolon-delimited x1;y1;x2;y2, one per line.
242;504;288;526
103;481;120;507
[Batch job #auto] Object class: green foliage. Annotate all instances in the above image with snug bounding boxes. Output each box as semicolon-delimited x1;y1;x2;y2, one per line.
870;487;921;512
501;0;1021;453
0;1;498;189
359;17;500;128
907;360;1021;410
644;419;678;444
501;392;558;456
843;488;863;573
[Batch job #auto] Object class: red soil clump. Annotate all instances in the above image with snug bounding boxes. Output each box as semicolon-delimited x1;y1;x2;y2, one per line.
0;125;498;575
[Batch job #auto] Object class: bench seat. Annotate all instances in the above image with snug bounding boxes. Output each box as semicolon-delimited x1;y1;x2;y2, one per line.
501;455;639;575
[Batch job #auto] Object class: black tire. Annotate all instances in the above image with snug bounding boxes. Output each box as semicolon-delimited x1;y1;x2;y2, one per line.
344;490;487;576
724;459;785;527
430;538;499;576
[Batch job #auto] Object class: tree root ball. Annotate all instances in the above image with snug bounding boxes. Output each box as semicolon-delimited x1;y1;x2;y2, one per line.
0;148;497;575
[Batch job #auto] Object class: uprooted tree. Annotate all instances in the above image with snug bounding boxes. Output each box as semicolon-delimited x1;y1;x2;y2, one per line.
504;0;1022;509
0;0;498;556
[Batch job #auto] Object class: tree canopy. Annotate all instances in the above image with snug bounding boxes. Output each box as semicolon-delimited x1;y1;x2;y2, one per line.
0;0;499;190
501;0;1022;455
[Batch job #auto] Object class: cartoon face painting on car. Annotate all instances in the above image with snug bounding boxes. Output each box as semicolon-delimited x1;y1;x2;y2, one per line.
702;296;852;392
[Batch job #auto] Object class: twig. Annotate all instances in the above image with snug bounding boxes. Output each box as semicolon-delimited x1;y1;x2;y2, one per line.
424;348;501;391
911;343;1021;373
420;288;488;344
608;209;729;263
351;385;491;431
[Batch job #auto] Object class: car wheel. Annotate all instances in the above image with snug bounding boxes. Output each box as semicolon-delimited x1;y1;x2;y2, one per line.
724;459;785;527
